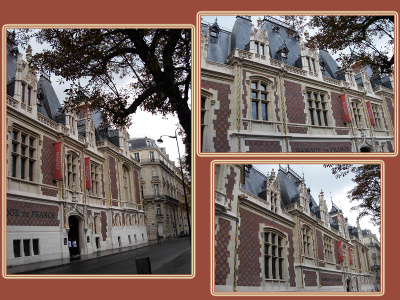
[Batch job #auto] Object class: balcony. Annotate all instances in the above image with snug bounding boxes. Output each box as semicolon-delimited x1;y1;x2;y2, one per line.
143;194;179;204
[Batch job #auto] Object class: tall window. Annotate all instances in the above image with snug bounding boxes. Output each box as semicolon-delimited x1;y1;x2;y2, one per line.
10;129;36;181
154;184;160;197
251;80;269;121
351;100;364;128
21;83;26;103
156;204;162;216
152;166;158;178
67;153;78;190
264;230;286;280
371;104;383;130
201;96;207;150
122;165;130;201
133;152;140;162
149;151;155;162
89;162;101;197
302;226;313;258
27;86;32;106
323;235;334;263
307;91;329;126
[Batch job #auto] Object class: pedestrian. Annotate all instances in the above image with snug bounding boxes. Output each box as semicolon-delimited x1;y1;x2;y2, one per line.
68;238;72;256
72;240;78;256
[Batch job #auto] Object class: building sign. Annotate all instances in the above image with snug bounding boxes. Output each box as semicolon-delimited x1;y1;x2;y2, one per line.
366;101;376;126
54;142;62;181
340;94;351;123
338;241;344;262
85;157;92;189
7;200;60;226
348;246;353;265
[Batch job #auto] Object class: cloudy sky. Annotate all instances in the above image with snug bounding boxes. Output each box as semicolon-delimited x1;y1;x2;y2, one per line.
254;164;381;240
20;35;187;166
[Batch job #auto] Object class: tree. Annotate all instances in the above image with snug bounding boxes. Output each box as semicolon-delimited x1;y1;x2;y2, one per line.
324;164;381;227
283;16;394;76
8;28;191;167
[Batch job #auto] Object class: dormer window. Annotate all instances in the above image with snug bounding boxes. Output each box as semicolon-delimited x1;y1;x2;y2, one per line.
210;30;218;38
273;26;280;33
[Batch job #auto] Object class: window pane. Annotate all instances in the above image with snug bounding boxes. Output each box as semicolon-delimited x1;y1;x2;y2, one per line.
12;131;18;140
252;101;258;119
33;239;39;255
251;92;257;99
201;97;206;109
12;155;17;177
255;42;259;54
261;103;267;120
279;258;283;279
265;257;269;278
29;161;34;181
323;112;328;126
251;82;257;89
13;240;21;257
272;258;276;279
260;84;266;91
309;110;315;125
307;92;311;99
20;158;26;179
23;239;30;256
21;135;26;144
264;232;269;243
317;111;322;126
261;93;266;100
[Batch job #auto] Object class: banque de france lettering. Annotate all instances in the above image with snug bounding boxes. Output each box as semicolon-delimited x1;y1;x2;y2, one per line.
294;147;351;152
7;208;57;219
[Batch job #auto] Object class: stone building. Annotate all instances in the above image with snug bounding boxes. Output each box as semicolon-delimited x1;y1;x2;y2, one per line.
6;46;147;268
214;164;374;292
362;229;381;291
201;16;394;153
129;138;190;240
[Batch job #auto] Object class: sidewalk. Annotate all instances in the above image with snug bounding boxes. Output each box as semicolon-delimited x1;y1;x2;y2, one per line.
7;237;187;274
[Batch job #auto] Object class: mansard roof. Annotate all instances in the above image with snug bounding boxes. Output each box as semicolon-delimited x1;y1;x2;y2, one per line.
37;74;63;121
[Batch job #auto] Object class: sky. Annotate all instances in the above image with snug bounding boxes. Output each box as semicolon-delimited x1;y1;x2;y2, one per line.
253;164;380;241
18;35;187;166
201;15;393;63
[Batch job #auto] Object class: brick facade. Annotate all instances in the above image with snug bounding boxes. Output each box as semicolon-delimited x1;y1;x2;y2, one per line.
7;200;59;226
202;80;232;152
133;169;141;205
245;140;282;152
284;80;307;126
237;208;296;287
215;218;233;286
109;155;118;200
101;211;107;241
304;270;318;286
225;166;237;211
41;136;58;197
316;229;325;267
320;272;343;286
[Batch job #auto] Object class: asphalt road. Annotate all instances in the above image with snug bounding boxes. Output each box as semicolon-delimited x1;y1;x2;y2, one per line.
19;237;191;275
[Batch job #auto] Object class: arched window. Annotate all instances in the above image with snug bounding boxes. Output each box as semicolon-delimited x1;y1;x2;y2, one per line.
302;226;313;258
122;165;131;202
263;228;287;281
249;77;273;122
66;152;78;190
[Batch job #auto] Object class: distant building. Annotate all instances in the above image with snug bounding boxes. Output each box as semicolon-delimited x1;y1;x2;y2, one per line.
214;164;375;292
6;45;147;268
201;16;394;153
129;138;190;240
362;229;381;291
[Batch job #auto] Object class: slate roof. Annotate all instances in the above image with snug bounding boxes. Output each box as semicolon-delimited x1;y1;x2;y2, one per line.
37;75;63;121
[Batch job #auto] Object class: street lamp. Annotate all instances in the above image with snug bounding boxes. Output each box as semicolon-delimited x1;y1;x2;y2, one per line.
157;131;191;241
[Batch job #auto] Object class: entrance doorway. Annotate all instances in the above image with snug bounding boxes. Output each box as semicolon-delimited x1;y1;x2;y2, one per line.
360;146;372;152
68;215;80;257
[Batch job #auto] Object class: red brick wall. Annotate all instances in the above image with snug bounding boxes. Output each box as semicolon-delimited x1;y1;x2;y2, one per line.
320;272;343;286
109;155;118;200
215;218;233;286
133;169;141;205
41;136;58;197
202;80;232;152
387;141;394;152
237;208;296;287
290;141;352;152
245;140;282;152
7;200;59;226
284;80;307;127
225;166;237;211
101;211;107;241
385;97;394;127
330;92;349;135
316;229;325;267
304;270;318;286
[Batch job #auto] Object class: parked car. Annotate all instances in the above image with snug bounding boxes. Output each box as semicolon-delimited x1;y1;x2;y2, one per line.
179;230;189;237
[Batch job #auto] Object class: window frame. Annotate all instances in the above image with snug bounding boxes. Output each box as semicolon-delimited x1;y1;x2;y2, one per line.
66;152;79;190
10;128;37;181
351;99;365;129
302;225;314;258
262;228;288;282
306;90;330;127
323;235;335;264
249;77;273;122
371;103;384;131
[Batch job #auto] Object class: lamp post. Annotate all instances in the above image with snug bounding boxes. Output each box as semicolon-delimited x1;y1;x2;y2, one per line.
157;131;191;241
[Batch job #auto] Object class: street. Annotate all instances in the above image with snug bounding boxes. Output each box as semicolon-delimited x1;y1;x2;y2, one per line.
15;237;191;275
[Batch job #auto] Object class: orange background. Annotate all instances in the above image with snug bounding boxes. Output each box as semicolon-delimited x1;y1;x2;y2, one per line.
1;1;399;300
